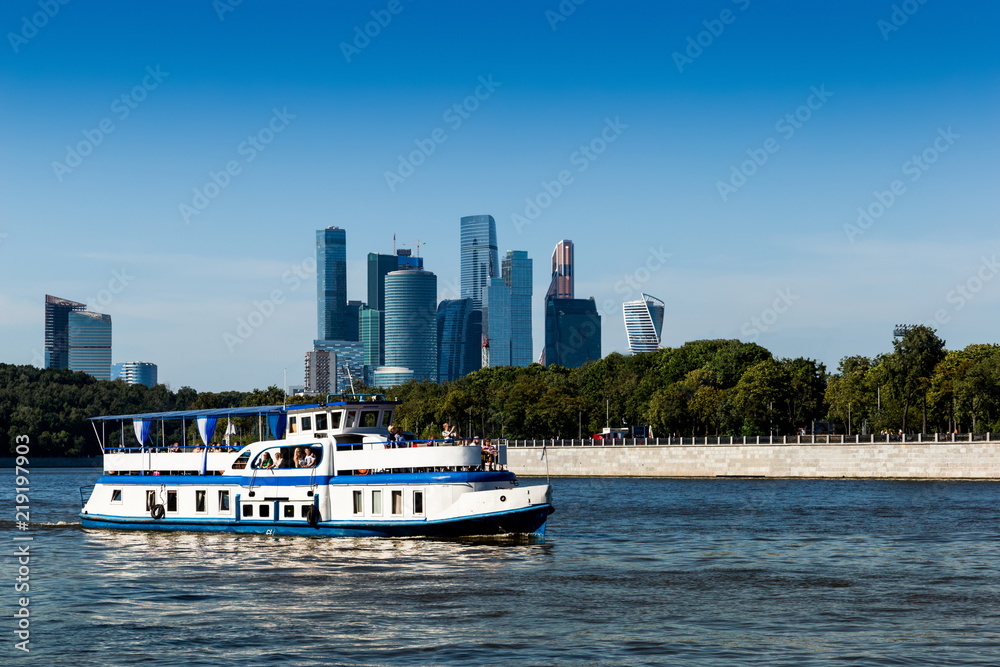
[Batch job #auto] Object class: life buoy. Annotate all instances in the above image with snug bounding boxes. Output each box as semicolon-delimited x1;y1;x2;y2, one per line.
305;504;319;527
357;469;369;475
150;503;165;520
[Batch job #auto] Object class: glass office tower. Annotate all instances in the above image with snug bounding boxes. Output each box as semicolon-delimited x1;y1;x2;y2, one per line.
68;310;112;380
483;278;511;367
460;215;498;310
503;250;533;366
44;294;85;369
384;269;438;382
365;250;424;366
111;362;158;388
623;293;665;354
543;297;601;369
317;227;354;341
437;298;482;382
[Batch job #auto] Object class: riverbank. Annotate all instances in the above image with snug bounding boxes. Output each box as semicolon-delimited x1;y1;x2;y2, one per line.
506;440;1000;479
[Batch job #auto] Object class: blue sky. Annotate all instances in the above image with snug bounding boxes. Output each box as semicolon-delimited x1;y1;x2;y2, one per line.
1;1;998;391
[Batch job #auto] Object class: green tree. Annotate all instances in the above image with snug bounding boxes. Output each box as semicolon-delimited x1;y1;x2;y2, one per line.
885;326;946;433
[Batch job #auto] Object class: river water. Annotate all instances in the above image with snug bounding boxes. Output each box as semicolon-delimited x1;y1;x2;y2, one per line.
2;469;1000;665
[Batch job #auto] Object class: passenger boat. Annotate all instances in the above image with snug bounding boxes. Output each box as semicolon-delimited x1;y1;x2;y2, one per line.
79;395;554;538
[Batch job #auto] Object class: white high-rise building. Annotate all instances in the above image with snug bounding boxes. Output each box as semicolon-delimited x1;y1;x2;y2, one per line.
623;293;665;354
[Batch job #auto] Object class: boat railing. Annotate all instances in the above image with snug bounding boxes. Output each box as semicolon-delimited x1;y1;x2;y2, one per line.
103;445;243;454
79;485;95;507
339;438;479;450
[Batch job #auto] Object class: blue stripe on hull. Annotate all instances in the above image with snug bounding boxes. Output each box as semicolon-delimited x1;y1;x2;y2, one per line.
96;470;516;487
79;504;553;538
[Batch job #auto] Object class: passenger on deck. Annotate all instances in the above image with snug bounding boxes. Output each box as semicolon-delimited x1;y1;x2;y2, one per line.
293;447;305;467
483;438;497;470
302;449;317;467
258;452;275;469
442;423;457;444
272;451;285;468
168;442;181;453
389;425;406;448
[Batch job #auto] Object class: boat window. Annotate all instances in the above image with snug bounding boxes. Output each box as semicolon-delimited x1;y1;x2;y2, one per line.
289;416;298;433
259;504;270;518
352;490;363;514
301;416;312;431
329;411;342;429
371;490;382;515
413;491;424;515
391;490;403;515
232;451;251;470
300;505;312;518
346;410;357;427
315;413;328;431
110;489;122;504
146;490;156;511
195;490;206;513
166;490;177;512
380;410;393;427
283;505;294;518
219;490;230;512
242;504;253;517
360;411;379;428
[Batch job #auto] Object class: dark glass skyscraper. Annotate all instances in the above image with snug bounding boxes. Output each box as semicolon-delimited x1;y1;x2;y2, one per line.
503;250;533;366
385;269;438;382
437;298;482;383
317;227;354;341
44;294;84;369
543;297;601;369
484;278;511;367
460;215;498;310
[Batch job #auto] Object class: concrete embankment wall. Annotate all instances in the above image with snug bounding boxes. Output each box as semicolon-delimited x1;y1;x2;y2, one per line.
506;442;1000;479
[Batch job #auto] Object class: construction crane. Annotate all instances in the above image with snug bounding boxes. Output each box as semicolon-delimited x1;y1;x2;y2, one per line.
400;240;426;256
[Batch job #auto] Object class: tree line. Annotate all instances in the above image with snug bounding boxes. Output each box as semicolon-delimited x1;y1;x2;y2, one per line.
4;326;1000;456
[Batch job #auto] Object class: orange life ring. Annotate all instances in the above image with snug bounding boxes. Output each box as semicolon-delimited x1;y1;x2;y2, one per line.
357;469;369;475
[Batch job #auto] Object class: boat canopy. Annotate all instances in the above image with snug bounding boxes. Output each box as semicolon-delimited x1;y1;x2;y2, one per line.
88;404;307;422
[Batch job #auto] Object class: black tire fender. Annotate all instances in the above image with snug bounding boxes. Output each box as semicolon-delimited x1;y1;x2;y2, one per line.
150;503;165;520
305;504;319;527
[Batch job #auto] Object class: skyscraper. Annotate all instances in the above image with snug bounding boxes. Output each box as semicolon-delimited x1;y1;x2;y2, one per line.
623;293;665;354
460;214;498;310
316;227;354;341
311;340;365;393
503;250;533;366
365;249;424;366
437;298;482;383
111;361;158;388
384;269;438;382
483;278;511;367
44;294;84;369
67;310;112;380
482;250;533;368
543;297;601;368
546;239;574;299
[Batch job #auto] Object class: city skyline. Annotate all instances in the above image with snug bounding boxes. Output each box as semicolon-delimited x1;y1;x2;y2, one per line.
3;2;997;391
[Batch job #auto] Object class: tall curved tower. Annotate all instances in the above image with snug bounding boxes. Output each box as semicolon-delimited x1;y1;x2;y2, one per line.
623;293;665;354
459;215;498;310
384;269;438;382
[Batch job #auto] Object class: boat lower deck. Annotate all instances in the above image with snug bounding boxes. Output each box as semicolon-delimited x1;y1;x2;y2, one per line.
80;503;554;538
